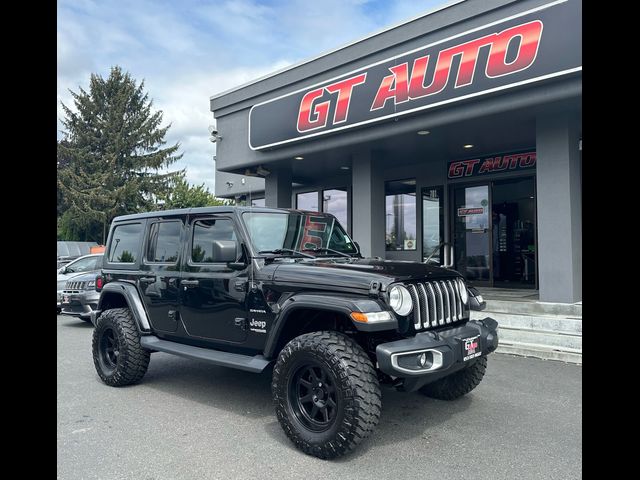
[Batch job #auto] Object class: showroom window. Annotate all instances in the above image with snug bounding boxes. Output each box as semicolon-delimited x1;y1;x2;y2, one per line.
385;179;417;251
297;191;318;211
322;188;347;229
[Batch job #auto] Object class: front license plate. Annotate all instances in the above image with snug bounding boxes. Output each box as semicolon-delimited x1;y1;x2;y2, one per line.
63;295;70;304
462;335;482;362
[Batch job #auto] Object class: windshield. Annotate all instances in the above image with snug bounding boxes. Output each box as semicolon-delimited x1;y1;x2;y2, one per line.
242;212;357;256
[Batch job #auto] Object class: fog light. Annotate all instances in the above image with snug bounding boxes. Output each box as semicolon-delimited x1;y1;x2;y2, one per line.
418;353;427;367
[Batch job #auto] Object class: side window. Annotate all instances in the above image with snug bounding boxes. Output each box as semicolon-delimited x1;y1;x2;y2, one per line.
191;218;237;263
68;257;92;272
108;223;143;263
146;221;181;263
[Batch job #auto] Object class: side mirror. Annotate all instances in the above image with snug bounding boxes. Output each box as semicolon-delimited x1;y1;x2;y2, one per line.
212;240;237;263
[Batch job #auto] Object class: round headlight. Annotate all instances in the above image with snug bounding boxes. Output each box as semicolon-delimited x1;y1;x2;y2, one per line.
389;285;413;316
457;278;469;304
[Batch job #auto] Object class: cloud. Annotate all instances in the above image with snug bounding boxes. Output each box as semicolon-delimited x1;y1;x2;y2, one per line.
58;0;450;193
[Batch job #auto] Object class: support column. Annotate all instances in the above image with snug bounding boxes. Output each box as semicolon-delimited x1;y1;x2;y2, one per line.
265;166;292;208
351;150;385;258
536;112;582;303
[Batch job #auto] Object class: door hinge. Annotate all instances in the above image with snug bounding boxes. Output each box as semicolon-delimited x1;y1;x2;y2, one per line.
235;318;247;330
234;280;247;292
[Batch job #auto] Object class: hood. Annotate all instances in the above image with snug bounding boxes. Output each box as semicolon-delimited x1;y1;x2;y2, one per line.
60;271;99;286
271;258;461;291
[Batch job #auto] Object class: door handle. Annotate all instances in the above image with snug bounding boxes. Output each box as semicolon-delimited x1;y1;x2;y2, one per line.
139;276;156;284
182;279;199;287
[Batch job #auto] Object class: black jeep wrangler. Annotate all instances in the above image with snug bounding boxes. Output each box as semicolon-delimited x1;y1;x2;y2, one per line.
91;206;498;459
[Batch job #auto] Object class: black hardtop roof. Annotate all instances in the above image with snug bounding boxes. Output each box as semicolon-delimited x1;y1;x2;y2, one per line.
112;206;331;222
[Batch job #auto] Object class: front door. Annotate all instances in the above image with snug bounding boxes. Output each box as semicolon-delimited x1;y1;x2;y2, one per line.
453;184;492;285
179;216;248;344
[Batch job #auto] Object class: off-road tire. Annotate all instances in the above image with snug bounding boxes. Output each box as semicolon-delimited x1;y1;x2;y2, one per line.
92;308;150;387
272;331;381;459
419;355;487;400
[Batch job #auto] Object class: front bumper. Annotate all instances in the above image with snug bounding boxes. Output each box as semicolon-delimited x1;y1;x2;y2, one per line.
60;291;100;321
376;318;498;392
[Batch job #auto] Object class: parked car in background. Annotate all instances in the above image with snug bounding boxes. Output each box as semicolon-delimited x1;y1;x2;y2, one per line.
60;271;101;323
57;254;103;314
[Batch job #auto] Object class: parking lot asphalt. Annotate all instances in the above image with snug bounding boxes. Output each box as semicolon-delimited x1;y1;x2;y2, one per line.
57;315;582;480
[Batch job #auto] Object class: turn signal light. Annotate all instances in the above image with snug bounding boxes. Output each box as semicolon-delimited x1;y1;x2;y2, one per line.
350;311;392;323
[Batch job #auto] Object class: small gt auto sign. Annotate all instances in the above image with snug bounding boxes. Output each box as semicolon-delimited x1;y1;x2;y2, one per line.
248;0;581;150
462;335;482;362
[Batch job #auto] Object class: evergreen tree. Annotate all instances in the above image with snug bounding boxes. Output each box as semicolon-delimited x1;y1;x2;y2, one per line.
58;66;183;242
160;173;230;209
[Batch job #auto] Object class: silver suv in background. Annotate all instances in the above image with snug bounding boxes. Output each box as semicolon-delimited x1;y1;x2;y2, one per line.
57;254;103;313
60;271;101;323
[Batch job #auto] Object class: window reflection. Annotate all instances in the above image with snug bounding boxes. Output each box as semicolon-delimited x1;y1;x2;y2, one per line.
322;189;347;229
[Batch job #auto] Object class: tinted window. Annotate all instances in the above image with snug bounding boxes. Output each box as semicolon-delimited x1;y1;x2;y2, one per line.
147;222;181;263
191;219;237;263
108;223;142;263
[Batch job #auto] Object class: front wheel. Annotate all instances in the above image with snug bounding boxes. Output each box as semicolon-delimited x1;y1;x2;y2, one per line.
92;308;150;387
419;355;487;400
272;331;381;459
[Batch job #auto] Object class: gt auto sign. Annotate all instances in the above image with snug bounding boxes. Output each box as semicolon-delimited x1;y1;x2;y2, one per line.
248;0;581;150
449;151;536;179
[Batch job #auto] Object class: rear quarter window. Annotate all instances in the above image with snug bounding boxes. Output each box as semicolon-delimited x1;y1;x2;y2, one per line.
108;223;143;263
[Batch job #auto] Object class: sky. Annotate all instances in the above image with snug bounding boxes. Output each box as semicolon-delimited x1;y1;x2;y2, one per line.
57;0;452;194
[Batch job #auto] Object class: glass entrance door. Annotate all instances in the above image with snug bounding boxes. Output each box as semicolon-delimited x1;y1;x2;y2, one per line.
491;177;536;288
453;184;491;285
452;177;537;288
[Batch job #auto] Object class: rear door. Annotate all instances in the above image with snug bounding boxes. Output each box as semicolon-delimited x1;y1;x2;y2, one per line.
179;215;248;344
140;218;184;333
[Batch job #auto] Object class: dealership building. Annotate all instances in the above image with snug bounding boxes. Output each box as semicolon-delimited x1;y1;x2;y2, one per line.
209;0;581;321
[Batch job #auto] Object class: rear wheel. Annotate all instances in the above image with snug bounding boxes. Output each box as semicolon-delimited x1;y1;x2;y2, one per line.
92;308;150;386
272;331;381;459
419;356;487;400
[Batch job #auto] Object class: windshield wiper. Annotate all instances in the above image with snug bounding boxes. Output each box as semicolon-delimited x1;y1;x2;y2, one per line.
258;248;315;258
302;247;351;258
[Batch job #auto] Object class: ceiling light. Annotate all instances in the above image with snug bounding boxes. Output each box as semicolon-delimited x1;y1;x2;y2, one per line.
294;156;304;160
340;166;350;170
417;130;430;135
463;144;474;149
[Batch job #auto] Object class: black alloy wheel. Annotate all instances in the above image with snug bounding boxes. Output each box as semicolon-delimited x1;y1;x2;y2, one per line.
272;331;382;459
98;327;120;374
92;308;150;387
289;362;339;432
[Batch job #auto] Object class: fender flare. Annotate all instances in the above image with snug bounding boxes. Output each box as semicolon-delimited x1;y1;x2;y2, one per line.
97;281;152;332
263;293;395;359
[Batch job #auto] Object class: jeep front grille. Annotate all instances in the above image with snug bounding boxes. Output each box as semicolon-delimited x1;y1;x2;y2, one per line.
64;281;86;292
407;280;466;330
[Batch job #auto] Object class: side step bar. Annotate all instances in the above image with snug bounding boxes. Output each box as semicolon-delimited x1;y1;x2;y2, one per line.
140;336;272;373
